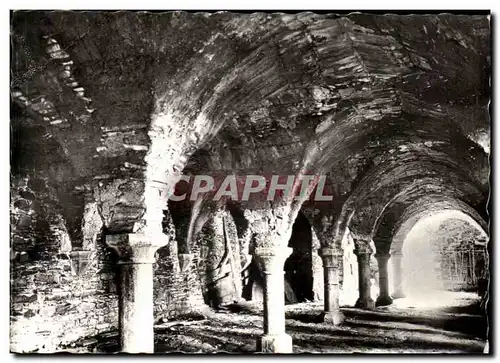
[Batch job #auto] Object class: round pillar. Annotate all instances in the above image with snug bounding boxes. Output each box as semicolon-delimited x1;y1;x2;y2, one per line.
375;253;393;306
354;246;375;310
318;247;345;325
253;246;293;354
391;252;405;299
106;233;169;353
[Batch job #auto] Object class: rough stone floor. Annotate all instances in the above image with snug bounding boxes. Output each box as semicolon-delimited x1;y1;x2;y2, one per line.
71;292;487;354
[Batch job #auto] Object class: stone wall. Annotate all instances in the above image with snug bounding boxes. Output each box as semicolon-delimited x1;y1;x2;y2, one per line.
153;207;247;318
10;173;229;351
10;175;119;353
10;172;384;352
153;239;208;321
10;174;213;352
10;244;120;353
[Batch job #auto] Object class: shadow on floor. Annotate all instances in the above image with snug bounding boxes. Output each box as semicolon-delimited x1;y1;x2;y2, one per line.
340;307;487;339
62;297;487;354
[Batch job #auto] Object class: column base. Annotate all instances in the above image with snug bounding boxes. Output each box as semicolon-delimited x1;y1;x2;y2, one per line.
375;295;393;307
122;344;154;354
320;310;345;325
257;334;293;353
355;297;375;310
392;291;406;299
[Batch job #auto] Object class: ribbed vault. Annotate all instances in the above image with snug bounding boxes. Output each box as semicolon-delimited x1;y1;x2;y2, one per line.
9;11;491;355
11;10;490;243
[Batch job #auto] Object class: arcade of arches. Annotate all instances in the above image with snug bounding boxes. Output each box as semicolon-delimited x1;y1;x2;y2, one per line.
10;11;490;354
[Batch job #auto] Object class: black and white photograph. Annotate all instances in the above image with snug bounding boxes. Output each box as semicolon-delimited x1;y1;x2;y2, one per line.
8;8;492;355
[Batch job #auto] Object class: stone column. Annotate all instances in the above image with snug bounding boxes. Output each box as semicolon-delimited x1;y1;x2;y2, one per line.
354;246;375;310
106;233;169;354
318;247;345;325
391;252;405;299
253;246;293;353
375;253;393;306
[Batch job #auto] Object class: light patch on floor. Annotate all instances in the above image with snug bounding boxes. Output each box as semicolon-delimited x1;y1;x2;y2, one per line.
393;290;479;310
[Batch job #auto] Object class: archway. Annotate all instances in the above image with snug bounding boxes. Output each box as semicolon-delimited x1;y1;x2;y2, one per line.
239;210;322;305
284;212;317;303
395;210;488;309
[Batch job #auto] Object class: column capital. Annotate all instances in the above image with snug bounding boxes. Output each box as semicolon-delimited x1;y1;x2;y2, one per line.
106;233;169;264
375;253;391;261
354;243;373;256
391;251;403;258
318;247;343;258
318;247;342;268
253;246;292;274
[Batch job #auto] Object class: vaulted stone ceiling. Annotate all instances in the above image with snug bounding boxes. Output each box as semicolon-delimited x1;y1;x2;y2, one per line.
10;11;490;245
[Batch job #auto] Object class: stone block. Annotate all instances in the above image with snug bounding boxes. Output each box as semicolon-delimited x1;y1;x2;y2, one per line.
55;303;77;315
40;306;56;317
355;297;375;310
23;309;36;318
321;310;345;325
18;252;31;263
81;338;98;347
14;294;37;304
14;278;28;287
257;334;293;354
79;302;95;313
99;272;114;280
375;295;393;307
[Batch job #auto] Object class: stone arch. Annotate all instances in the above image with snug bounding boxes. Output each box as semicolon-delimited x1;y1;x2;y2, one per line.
373;195;488;255
349;158;485;244
284;211;319;303
371;195;488;300
392;210;487;255
321;107;488;245
9;11;490;353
